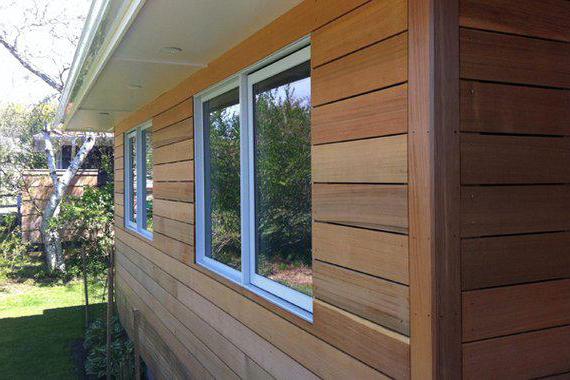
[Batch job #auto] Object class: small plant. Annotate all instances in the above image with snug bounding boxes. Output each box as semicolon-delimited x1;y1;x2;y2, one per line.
0;215;31;279
84;316;134;379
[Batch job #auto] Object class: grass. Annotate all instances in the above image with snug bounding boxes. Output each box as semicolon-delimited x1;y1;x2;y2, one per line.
0;272;105;379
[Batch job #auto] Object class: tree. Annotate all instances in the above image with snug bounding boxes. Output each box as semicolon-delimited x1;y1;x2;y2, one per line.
0;0;93;271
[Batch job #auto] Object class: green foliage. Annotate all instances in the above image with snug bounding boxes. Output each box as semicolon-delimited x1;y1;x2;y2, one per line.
84;316;134;379
52;184;114;282
0;215;31;280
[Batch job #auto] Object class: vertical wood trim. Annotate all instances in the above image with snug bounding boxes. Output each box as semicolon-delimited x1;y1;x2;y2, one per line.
408;0;461;378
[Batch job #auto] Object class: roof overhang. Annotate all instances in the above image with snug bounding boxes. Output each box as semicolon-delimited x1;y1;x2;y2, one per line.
58;0;302;132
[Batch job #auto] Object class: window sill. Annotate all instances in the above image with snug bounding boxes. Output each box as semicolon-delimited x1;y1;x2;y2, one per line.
126;224;153;241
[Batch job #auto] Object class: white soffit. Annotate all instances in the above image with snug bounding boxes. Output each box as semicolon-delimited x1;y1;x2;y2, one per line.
66;0;302;132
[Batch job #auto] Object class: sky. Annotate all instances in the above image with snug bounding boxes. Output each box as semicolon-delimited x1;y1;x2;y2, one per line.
0;0;91;106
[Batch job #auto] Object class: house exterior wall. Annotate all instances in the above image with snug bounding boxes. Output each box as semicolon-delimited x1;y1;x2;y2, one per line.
458;0;570;378
113;0;412;378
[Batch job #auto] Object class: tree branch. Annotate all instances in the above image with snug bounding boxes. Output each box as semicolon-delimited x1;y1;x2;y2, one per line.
0;34;63;93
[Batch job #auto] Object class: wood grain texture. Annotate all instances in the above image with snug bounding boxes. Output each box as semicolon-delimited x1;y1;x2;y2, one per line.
461;134;570;184
312;84;407;145
462;232;570;290
153;98;193;132
463;325;570;379
154;216;193;245
152;232;193;264
461;185;570;237
154;161;194;182
463;279;570;342
313;183;408;233
154;139;194;165
460;0;570;43
312;0;407;67
460;28;570;88
460;81;570;135
153;182;194;203
313;300;409;379
312;32;407;106
154;199;193;224
314;261;409;335
312;135;407;183
313;222;409;284
153;118;193;149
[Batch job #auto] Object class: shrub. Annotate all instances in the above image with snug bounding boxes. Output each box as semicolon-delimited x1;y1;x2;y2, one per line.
84;316;134;378
0;215;30;277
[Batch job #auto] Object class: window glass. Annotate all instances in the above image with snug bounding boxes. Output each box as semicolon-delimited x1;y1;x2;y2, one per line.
252;61;312;296
143;129;153;232
128;134;137;224
204;88;241;270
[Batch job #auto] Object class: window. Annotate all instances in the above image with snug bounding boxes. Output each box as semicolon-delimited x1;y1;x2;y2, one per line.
125;121;153;238
195;41;312;318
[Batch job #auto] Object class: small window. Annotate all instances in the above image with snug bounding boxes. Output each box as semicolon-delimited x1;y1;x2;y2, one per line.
195;41;312;318
125;121;153;239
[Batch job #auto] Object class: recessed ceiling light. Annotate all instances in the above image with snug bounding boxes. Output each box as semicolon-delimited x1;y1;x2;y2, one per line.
98;112;110;115
161;46;183;54
127;84;143;90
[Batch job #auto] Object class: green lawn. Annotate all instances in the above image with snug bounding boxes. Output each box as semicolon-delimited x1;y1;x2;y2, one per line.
0;281;105;379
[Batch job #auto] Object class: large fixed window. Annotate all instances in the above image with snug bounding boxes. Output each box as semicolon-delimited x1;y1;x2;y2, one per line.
125;121;153;239
195;42;312;317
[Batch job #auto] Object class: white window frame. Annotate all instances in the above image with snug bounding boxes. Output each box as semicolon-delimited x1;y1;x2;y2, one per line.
124;120;153;240
194;37;312;320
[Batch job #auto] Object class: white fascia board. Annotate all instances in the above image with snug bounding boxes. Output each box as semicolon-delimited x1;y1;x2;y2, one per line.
57;0;147;130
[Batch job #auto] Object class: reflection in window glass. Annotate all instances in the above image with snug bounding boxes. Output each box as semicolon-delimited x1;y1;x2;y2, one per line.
204;88;241;270
143;129;153;232
128;134;137;224
253;61;312;296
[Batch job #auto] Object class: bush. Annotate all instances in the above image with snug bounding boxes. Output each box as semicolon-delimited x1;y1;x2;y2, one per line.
0;215;30;278
84;316;134;378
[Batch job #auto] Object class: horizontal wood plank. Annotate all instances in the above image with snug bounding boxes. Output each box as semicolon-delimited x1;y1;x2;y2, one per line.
461;134;570;184
312;32;407;106
463;325;570;379
313;184;408;233
460;28;570;88
154;199;194;224
314;260;409;335
154;182;194;202
460;0;570;42
153;98;193;132
313;300;409;379
154;139;194;165
312;84;407;144
462;232;570;289
154;216;193;245
312;0;407;67
461;185;570;237
463;279;570;341
313;135;407;183
460;81;570;135
153;118;193;149
313;222;408;284
154;161;194;182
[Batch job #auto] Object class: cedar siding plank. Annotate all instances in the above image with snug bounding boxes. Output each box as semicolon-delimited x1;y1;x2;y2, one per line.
154;139;194;165
154;161;194;182
313;183;408;233
153;182;194;203
312;32;407;106
461;134;570;184
313;261;409;335
312;84;407;145
153;98;193;132
153;216;193;245
312;0;407;67
154;199;194;224
312;135;407;183
460;0;570;43
463;325;570;379
153;118;193;149
313;300;409;379
313;222;409;284
460;81;570;136
461;185;570;237
462;232;570;290
460;28;570;88
463;279;570;342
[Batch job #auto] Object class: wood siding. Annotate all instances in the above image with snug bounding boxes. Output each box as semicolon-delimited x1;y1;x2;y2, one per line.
113;1;411;379
459;0;570;378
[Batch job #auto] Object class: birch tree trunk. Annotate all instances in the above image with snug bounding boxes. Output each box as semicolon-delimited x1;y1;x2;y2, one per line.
41;125;97;272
